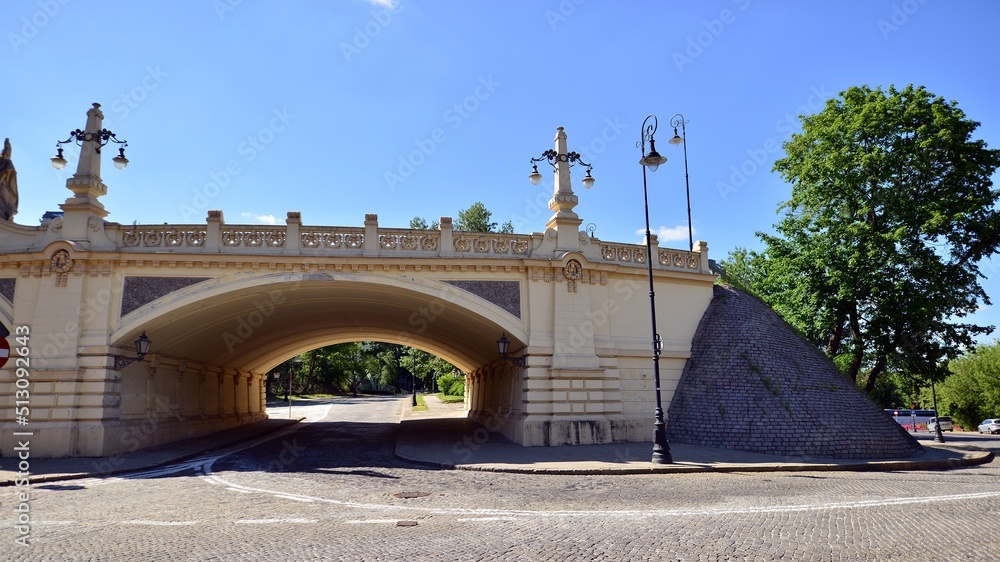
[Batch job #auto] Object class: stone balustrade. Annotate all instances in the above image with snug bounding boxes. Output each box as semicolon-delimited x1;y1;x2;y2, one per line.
106;211;709;273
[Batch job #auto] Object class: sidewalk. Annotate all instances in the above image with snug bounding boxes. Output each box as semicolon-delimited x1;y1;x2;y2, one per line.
0;417;301;486
394;396;996;474
2;396;992;485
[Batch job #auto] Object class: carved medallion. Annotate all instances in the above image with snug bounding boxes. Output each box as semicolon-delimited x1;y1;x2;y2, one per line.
51;249;73;287
564;259;582;292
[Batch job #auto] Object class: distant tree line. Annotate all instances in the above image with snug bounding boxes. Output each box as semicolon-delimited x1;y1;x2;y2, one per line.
267;342;457;398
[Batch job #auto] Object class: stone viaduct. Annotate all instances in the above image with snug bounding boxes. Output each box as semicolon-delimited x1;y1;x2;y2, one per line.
0;105;716;457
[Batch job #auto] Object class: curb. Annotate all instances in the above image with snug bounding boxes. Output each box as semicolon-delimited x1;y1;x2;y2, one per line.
393;446;994;476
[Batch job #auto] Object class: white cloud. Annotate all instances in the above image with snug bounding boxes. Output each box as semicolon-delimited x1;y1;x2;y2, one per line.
634;224;695;243
240;212;277;225
364;0;396;7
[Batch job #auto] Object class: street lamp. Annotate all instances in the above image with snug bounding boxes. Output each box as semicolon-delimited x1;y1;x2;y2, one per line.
668;114;693;251
411;352;419;407
930;377;946;443
497;333;527;367
51;105;129;171
113;332;151;369
528;150;595;188
287;356;301;418
638;114;672;465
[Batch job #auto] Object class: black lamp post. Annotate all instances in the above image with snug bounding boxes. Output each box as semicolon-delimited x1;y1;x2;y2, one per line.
668;114;693;252
638;114;673;465
930;378;946;443
287;356;301;418
411;353;418;407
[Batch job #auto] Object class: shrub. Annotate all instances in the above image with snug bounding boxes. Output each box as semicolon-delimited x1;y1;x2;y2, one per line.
437;373;465;396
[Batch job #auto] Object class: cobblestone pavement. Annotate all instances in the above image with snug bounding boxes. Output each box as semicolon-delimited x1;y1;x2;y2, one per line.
6;397;1000;561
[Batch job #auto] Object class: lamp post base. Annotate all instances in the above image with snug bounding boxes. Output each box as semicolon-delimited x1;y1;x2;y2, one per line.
934;427;946;443
651;416;673;464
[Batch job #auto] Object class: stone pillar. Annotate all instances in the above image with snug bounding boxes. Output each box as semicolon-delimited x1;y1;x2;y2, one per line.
206;210;223;251
363;213;378;256
284;212;301;256
696;240;711;274
544;127;582;252
438;217;454;256
59;103;110;243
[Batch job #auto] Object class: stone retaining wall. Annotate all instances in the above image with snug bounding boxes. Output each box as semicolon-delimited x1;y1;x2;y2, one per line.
667;285;922;459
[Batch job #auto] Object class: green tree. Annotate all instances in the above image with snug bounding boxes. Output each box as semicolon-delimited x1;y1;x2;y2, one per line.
409;216;429;230
937;340;1000;430
456;201;512;233
744;85;1000;393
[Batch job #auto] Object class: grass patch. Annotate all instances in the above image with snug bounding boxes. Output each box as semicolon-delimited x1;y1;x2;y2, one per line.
412;393;429;411
437;393;465;404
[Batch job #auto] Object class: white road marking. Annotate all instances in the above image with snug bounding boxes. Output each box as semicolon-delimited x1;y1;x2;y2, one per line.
201;466;1000;520
122;520;200;526
275;494;314;503
31;521;77;526
458;517;517;522
346;519;404;524
226;487;256;493
236;518;317;524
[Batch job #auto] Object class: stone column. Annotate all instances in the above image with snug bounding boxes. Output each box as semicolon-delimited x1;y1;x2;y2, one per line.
59;103;110;242
284;212;301;256
363;213;378;256
544;127;582;252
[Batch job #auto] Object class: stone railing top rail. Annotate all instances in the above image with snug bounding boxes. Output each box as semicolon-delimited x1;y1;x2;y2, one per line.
7;212;709;274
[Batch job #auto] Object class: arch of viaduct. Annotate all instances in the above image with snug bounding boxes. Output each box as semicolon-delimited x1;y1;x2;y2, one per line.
0;106;715;458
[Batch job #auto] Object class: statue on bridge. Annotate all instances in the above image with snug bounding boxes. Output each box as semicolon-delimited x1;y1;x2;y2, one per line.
0;138;19;221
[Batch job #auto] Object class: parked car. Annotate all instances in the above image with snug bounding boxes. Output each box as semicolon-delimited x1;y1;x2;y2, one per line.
978;419;1000;434
927;416;954;432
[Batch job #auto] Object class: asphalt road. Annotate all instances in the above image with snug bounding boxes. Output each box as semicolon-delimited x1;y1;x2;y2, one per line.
6;396;1000;561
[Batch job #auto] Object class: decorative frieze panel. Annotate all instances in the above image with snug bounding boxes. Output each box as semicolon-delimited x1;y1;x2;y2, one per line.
600;243;646;264
121;276;211;317
658;250;699;270
123;229;207;248
300;231;364;249
444;280;521;318
378;233;439;252
221;229;285;248
453;234;530;255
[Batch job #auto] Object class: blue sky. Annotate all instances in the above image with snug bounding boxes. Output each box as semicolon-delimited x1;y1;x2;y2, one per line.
3;0;1000;340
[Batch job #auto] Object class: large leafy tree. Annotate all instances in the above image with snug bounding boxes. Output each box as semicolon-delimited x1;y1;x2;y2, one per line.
742;85;1000;393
